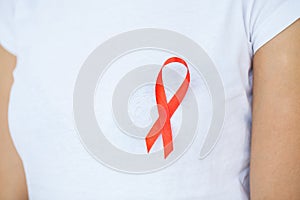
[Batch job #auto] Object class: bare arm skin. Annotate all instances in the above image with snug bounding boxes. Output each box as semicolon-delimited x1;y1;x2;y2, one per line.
0;45;28;200
250;19;300;199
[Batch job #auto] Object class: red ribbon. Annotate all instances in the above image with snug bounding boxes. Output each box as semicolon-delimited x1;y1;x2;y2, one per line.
145;57;190;159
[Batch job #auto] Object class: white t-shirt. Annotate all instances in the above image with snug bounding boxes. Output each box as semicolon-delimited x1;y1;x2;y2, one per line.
0;0;299;199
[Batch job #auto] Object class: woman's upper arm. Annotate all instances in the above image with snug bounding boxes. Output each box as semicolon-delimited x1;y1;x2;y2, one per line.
250;19;300;199
0;45;28;200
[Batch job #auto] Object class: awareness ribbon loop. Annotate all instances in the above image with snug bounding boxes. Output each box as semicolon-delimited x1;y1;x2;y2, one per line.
145;57;190;159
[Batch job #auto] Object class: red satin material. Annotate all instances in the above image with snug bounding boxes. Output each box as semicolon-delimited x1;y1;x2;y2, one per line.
145;57;190;159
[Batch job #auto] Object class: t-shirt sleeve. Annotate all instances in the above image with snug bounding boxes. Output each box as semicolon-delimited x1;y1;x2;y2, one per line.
249;0;300;54
0;0;17;55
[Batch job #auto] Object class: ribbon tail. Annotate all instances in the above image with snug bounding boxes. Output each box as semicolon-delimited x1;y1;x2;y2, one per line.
145;118;164;153
161;119;174;158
